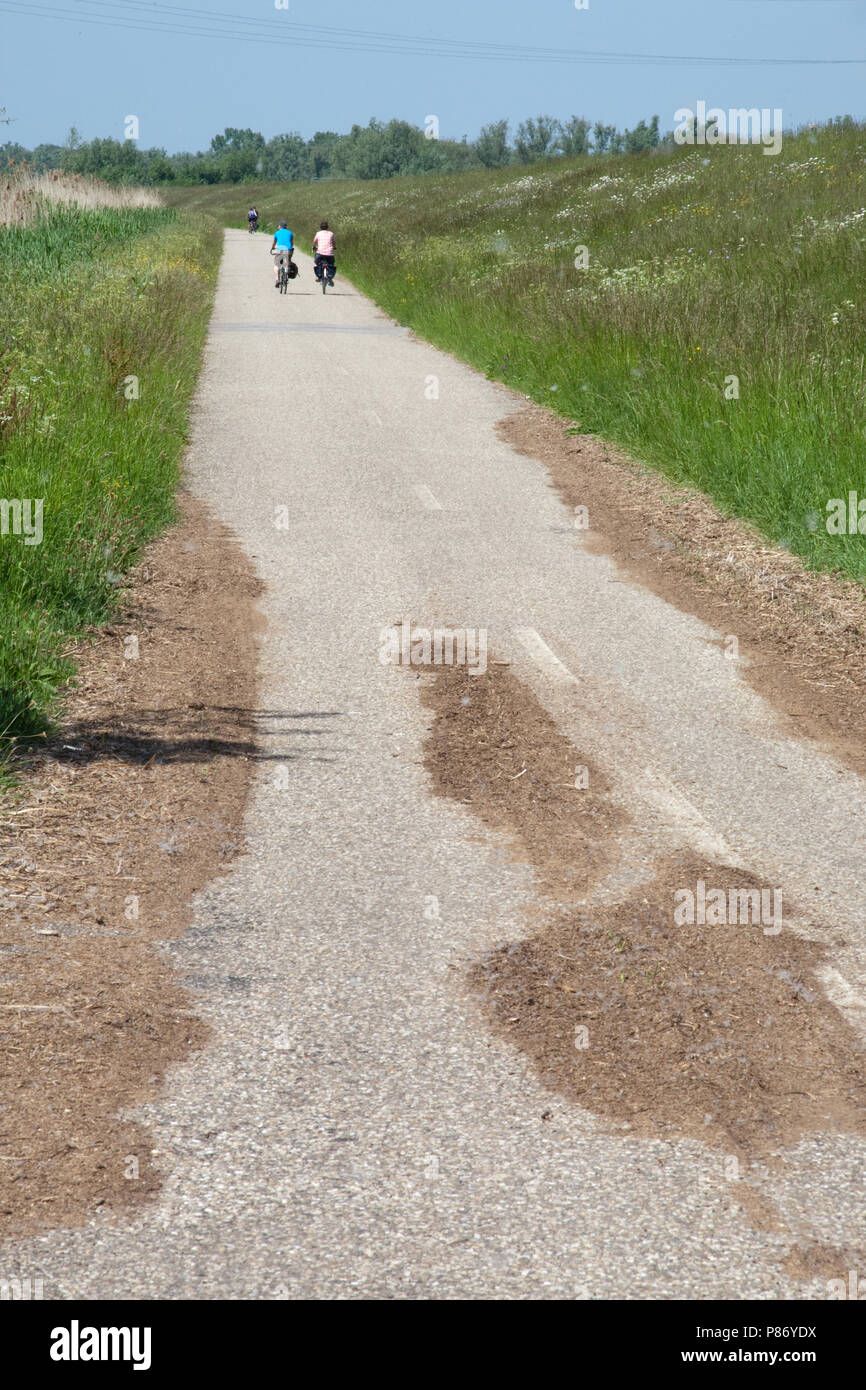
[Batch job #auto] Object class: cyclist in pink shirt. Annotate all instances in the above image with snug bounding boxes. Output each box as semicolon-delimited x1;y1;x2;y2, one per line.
312;221;336;285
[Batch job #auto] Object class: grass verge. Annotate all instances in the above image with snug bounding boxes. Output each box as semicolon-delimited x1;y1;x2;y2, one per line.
0;190;220;749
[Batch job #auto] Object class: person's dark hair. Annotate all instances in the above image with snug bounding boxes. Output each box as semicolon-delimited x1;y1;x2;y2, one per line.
320;220;329;230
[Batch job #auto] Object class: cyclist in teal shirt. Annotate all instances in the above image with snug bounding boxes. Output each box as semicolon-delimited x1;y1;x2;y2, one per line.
270;221;294;287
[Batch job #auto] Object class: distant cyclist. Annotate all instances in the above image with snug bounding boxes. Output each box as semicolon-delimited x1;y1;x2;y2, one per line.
270;220;294;287
248;206;258;232
312;220;336;285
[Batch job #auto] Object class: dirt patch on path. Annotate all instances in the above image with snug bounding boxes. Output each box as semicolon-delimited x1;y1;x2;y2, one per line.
782;1241;866;1289
421;659;622;900
473;854;865;1160
0;493;262;1238
501;405;866;779
420;663;866;1164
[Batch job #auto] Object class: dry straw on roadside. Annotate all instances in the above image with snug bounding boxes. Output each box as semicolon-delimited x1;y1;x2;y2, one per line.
0;167;162;227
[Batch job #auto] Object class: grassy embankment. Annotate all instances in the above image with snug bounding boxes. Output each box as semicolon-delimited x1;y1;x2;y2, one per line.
0;172;220;753
170;125;866;582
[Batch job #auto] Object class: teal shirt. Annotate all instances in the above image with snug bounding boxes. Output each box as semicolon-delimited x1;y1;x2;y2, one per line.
273;228;293;249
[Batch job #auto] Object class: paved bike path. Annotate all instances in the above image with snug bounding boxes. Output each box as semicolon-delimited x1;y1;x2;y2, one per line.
4;230;865;1299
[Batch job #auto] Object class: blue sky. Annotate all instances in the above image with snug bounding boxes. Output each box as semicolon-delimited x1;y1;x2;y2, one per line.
1;0;864;151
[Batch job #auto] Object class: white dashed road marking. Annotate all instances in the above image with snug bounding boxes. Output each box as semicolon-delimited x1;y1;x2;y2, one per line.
639;766;741;864
513;628;578;684
413;484;442;511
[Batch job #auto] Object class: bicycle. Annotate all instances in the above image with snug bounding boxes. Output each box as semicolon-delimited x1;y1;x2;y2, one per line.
316;256;335;293
274;250;295;294
248;217;258;234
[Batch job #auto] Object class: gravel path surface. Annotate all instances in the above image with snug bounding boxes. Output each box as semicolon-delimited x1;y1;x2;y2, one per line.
4;231;865;1299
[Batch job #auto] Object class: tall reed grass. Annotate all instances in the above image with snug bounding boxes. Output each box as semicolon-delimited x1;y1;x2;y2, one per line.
1;167;162;227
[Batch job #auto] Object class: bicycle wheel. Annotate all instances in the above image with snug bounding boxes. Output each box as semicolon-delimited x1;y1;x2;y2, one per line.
321;269;327;294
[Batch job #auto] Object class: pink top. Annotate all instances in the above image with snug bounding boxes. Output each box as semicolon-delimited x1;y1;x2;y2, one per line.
314;229;335;255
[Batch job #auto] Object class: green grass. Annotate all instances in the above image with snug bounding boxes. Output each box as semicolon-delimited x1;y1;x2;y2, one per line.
0;200;220;746
169;125;866;583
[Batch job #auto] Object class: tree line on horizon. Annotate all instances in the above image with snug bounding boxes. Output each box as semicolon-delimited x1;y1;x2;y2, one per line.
1;113;671;185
